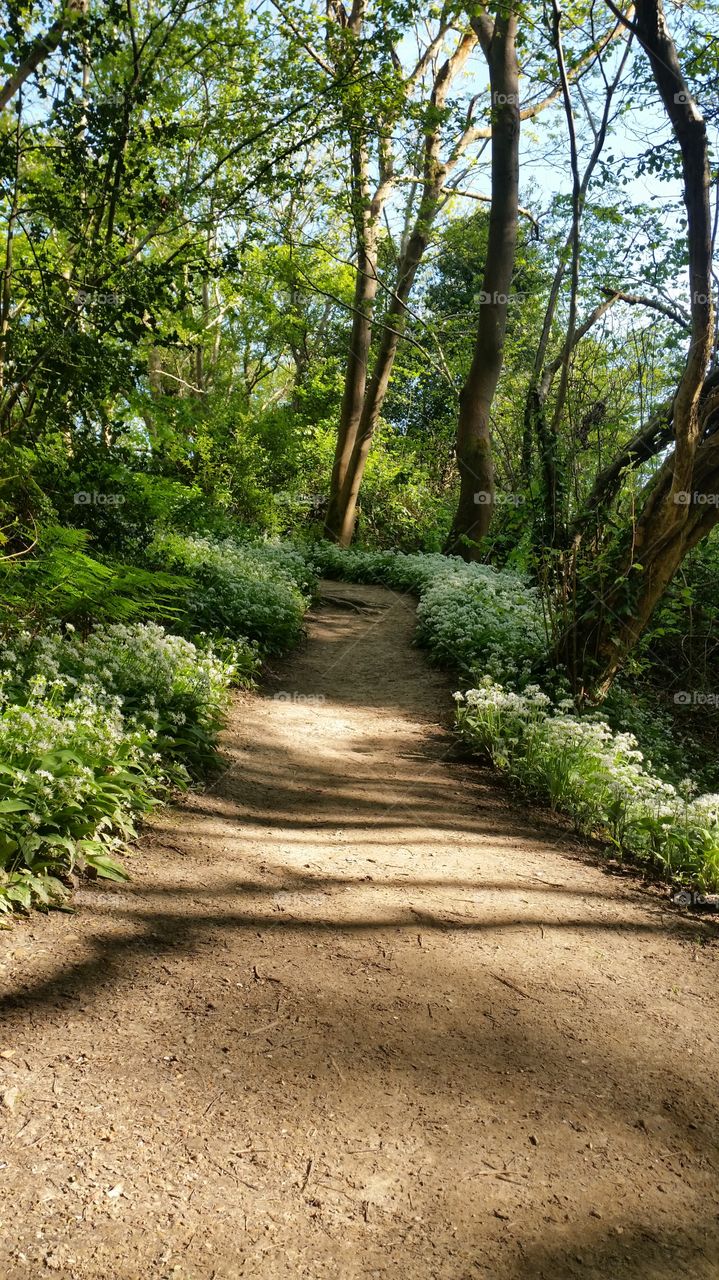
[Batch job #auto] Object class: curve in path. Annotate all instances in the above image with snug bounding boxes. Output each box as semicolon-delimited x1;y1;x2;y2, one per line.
0;581;717;1279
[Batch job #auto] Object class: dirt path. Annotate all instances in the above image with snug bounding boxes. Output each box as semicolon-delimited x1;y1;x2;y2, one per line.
1;581;718;1280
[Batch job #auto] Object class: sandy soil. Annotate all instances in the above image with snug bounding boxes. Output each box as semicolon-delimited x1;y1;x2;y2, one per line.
1;580;718;1280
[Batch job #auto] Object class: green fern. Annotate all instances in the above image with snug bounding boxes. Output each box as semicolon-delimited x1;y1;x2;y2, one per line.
0;525;188;636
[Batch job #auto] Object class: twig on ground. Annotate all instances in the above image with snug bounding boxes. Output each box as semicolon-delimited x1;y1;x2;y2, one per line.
300;1157;314;1193
490;973;541;1002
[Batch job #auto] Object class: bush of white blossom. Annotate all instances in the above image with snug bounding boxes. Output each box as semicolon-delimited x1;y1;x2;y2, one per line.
414;565;545;680
16;621;241;771
455;680;719;891
0;620;242;912
152;533;313;653
0;671;159;913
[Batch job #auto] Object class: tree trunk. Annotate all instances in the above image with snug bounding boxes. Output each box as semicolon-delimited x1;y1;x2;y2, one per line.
444;6;520;560
324;140;380;541
559;414;719;698
330;223;431;545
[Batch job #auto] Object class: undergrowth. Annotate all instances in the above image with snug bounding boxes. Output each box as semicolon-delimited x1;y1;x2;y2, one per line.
0;533;314;917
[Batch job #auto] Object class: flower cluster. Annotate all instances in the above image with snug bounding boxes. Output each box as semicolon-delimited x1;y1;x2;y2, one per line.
151;534;314;653
16;622;242;766
414;565;544;681
455;680;719;891
0;670;158;912
2;622;241;912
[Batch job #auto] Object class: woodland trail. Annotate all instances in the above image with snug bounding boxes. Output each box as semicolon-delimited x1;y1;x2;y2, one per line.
1;581;718;1280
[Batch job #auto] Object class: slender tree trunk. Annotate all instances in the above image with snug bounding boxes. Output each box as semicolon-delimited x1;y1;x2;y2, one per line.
541;0;582;550
324;135;380;540
523;22;632;545
444;7;520;559
324;231;379;537
528;293;620;546
329;224;431;544
0;94;21;391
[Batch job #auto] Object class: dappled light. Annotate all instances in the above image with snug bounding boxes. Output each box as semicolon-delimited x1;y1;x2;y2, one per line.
1;586;717;1278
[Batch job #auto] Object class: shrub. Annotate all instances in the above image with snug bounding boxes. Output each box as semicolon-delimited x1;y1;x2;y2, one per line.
455;680;719;892
0;673;158;914
414;564;545;683
15;621;249;773
150;533;314;653
0;623;239;914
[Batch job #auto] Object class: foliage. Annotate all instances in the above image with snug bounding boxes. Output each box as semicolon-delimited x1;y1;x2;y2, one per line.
455;681;719;893
0;619;243;914
0;526;186;637
150;533;315;652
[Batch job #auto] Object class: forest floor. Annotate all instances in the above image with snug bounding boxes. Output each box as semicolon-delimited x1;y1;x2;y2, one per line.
1;581;719;1280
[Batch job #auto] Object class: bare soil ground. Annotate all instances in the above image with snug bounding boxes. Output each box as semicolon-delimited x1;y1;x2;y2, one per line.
1;581;718;1280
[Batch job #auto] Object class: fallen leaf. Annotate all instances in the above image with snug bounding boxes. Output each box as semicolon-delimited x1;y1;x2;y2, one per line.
1;1087;19;1111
